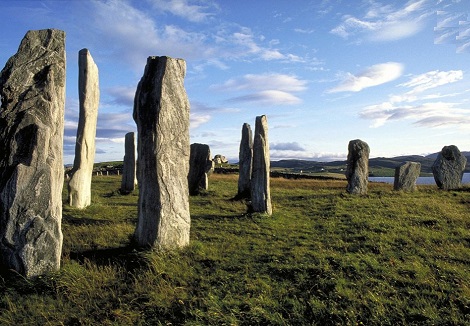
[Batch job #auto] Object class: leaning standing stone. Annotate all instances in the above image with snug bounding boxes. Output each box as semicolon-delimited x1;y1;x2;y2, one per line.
121;132;137;194
0;29;65;277
68;49;100;208
188;143;213;195
237;123;253;199
133;56;190;249
346;139;369;195
432;145;467;190
251;115;272;215
394;161;421;191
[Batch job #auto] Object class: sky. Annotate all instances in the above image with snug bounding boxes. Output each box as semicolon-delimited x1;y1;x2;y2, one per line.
0;0;469;164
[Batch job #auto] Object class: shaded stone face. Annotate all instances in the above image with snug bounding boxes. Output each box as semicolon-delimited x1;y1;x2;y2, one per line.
0;29;65;277
394;161;421;191
346;139;369;195
237;123;253;199
68;48;100;208
432;145;467;190
188;143;213;195
251;115;272;215
133;56;190;249
121;132;136;194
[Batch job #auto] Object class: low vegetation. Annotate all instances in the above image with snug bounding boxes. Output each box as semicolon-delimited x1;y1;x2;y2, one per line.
1;174;469;325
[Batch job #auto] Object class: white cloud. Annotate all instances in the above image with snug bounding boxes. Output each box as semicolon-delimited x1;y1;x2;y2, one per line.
190;113;211;128
214;73;307;106
328;62;404;93
90;0;215;71
360;69;469;128
436;10;467;28
85;1;303;72
219;27;303;63
399;70;463;93
271;142;305;151
228;90;302;106
272;124;296;129
106;86;137;107
457;39;470;53
215;73;308;92
189;101;239;129
371;20;425;41
434;27;459;44
270;150;347;161
331;0;431;42
147;0;217;23
91;0;160;70
96;112;136;139
415;115;470;127
193;59;230;72
294;28;315;34
361;101;470;128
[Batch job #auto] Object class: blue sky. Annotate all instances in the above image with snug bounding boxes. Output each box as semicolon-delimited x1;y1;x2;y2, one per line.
1;0;469;164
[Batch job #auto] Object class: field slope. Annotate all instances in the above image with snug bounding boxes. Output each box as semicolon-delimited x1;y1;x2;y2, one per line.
1;174;469;325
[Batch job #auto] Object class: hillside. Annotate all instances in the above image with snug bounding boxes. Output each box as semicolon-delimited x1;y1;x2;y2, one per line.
271;152;470;177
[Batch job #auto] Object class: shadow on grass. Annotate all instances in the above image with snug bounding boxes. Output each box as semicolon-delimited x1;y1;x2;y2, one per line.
69;245;150;271
62;213;113;226
191;212;257;221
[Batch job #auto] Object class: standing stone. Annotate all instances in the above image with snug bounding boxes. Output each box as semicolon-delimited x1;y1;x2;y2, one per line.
213;154;228;165
68;49;100;208
432;145;467;190
133;56;190;249
251;115;272;215
394;161;421;191
237;123;253;199
121;132;136;194
188;143;213;195
346;139;369;195
0;29;65;277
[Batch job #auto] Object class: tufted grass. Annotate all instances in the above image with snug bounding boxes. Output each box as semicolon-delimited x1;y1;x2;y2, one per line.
0;174;469;325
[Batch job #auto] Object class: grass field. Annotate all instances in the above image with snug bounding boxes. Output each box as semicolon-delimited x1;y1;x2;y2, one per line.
1;174;469;325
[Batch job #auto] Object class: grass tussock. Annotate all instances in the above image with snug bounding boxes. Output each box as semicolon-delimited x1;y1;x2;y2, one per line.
1;174;469;325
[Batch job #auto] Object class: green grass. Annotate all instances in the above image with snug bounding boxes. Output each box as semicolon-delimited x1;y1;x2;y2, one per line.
1;174;469;325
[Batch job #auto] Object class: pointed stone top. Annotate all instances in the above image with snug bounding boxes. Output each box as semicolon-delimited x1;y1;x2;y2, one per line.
1;29;65;110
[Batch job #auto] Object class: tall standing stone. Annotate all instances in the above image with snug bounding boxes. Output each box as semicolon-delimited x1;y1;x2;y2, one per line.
0;29;65;277
251;115;272;215
432;145;467;190
237;123;253;199
346;139;369;195
68;49;99;208
133;56;190;249
394;161;421;191
188;143;213;195
121;132;136;194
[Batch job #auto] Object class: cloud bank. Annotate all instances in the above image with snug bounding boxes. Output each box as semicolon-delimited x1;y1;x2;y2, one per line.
328;62;404;93
214;73;307;106
360;69;468;128
331;0;432;42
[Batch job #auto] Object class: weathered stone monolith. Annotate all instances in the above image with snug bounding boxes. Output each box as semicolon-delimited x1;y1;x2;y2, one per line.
251;115;272;215
432;145;467;190
346;139;369;195
394;161;421;191
188;143;213;195
0;29;65;277
133;56;190;249
121;132;136;194
237;123;253;199
68;49;100;208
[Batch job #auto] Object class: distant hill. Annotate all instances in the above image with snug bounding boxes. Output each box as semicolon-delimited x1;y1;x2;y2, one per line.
271;152;470;176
